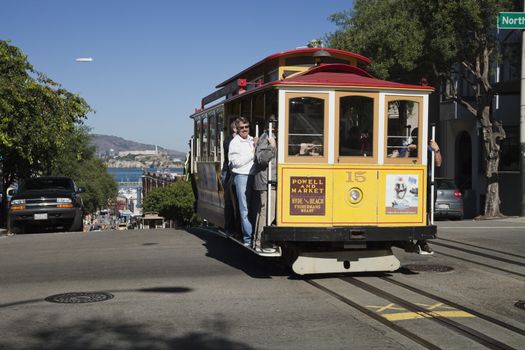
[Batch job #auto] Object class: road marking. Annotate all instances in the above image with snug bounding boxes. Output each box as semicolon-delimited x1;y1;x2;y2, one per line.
382;311;476;321
370;303;405;312
367;303;475;321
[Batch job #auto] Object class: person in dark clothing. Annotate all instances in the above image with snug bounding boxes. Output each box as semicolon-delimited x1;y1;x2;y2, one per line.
253;115;278;253
221;120;238;235
406;138;442;254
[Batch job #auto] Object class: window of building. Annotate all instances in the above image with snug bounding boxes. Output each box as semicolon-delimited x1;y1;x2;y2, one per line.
500;126;519;171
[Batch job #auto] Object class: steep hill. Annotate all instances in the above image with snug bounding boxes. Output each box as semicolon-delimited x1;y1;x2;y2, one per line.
91;134;186;159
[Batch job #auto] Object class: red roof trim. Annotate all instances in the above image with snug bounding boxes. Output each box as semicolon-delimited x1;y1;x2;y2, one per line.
278;70;434;91
216;48;371;88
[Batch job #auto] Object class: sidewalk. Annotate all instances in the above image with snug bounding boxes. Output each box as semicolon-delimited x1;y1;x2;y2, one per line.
435;216;525;230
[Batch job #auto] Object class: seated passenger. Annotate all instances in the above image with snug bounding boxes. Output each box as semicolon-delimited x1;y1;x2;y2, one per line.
299;143;320;156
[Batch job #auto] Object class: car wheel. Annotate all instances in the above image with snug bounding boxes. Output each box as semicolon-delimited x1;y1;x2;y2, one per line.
8;220;25;235
69;213;83;232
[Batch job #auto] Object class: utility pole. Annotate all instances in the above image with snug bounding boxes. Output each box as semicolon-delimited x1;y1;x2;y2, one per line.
521;0;525;215
500;7;525;215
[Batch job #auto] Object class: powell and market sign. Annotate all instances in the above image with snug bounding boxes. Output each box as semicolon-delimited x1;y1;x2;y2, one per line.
498;12;525;29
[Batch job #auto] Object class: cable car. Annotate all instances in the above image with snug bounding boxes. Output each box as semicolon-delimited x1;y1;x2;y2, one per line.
188;48;436;275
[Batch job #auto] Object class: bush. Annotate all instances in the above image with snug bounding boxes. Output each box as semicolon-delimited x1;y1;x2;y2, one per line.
142;180;195;227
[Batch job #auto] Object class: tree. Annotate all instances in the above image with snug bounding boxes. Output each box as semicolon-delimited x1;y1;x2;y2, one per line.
49;126;118;214
142;181;195;227
327;0;516;218
0;40;91;223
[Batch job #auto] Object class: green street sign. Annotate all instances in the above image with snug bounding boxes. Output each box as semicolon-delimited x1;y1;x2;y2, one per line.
498;12;525;29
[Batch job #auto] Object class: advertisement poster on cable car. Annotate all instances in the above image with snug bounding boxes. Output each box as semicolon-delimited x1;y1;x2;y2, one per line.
385;174;419;214
289;176;326;215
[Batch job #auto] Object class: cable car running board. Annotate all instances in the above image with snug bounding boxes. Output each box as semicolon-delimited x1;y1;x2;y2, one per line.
217;229;282;257
292;249;400;275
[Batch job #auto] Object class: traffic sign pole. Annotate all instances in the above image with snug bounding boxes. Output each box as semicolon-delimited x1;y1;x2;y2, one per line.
521;4;525;215
498;9;525;216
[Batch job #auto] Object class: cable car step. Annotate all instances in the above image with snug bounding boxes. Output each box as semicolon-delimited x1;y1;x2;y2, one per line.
218;230;282;257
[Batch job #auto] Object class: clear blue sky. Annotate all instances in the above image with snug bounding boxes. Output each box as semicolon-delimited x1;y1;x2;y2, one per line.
1;0;353;152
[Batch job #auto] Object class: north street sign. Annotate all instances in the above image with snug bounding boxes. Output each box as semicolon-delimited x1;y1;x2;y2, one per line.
498;12;525;29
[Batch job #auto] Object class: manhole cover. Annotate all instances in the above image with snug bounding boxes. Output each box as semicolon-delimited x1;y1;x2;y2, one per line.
403;264;454;272
45;292;114;304
515;300;525;310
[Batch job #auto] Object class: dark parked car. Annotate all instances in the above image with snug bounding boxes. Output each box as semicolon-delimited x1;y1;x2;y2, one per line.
434;178;463;220
8;176;85;234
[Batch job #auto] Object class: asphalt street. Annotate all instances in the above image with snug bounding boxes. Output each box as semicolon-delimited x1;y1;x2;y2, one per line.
0;219;524;350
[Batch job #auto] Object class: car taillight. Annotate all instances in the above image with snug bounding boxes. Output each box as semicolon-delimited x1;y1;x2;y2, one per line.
454;190;462;198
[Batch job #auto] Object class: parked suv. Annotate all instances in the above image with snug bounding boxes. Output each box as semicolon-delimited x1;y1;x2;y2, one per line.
8;176;85;234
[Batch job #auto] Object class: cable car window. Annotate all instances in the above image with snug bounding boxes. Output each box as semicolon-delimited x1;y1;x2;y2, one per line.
288;97;324;157
386;99;420;159
253;94;265;135
339;96;374;157
209;111;217;161
196;119;202;159
201;115;209;160
241;100;250;120
216;108;224;161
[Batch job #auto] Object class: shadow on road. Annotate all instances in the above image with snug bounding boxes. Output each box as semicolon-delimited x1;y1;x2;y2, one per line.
0;286;193;309
188;227;290;279
0;316;254;350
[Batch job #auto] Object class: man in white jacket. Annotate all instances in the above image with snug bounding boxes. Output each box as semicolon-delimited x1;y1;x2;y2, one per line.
228;117;255;246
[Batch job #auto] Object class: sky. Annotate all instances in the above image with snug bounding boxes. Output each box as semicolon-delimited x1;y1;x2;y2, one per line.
1;0;354;152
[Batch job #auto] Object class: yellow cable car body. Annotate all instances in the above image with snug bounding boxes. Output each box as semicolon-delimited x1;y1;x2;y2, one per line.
189;48;436;274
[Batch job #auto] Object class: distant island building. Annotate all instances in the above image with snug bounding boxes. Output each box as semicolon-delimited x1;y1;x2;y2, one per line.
118;149;161;156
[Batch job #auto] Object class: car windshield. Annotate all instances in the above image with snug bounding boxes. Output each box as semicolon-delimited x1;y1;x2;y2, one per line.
21;178;74;191
436;179;456;190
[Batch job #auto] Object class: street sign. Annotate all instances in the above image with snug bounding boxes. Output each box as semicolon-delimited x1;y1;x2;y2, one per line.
498;12;525;29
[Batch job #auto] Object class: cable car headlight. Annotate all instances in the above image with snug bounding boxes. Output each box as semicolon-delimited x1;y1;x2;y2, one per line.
348;188;363;204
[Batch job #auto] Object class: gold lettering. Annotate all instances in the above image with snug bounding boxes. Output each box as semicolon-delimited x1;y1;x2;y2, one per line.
346;171;367;183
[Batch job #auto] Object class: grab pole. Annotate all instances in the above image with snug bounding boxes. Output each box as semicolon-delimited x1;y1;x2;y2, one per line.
267;122;273;226
430;125;436;225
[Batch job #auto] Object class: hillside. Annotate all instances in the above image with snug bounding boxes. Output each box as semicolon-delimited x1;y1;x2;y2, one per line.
90;134;186;159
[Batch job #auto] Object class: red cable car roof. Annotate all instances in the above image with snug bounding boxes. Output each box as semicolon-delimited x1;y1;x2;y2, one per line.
216;48;372;88
277;64;434;91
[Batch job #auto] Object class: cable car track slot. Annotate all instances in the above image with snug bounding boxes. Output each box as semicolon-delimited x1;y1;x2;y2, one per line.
342;277;517;350
304;280;441;350
381;277;525;336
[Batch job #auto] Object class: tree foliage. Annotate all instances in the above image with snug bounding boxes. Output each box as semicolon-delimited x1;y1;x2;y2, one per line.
142;181;195;226
0;41;91;184
326;0;516;217
0;40;116;219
